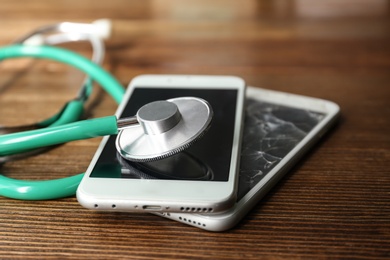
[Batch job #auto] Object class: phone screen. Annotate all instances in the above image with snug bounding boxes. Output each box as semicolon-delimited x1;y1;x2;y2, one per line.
237;98;325;199
89;87;239;182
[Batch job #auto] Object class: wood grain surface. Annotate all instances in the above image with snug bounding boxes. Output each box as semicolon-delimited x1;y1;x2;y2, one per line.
1;0;389;259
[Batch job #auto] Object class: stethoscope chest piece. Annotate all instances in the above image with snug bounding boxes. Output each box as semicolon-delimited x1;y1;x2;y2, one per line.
116;97;213;162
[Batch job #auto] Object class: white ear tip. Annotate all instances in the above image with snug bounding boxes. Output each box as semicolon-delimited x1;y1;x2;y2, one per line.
92;19;112;39
23;35;45;46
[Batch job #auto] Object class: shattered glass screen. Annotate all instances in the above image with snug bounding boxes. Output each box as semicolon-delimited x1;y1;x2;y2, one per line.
89;87;325;191
237;98;325;200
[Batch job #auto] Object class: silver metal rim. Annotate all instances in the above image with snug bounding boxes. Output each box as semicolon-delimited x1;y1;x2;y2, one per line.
116;97;213;162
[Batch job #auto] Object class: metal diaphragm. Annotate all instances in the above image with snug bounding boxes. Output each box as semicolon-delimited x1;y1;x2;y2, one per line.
116;97;213;162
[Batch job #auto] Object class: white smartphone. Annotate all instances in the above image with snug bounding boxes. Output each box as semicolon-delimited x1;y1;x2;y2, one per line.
155;86;340;231
77;75;246;213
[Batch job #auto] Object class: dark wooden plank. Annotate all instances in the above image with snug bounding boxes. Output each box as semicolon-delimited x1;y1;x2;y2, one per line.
0;0;389;259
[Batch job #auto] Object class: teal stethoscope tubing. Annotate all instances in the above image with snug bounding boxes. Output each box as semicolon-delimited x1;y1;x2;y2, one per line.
0;44;125;200
0;45;124;103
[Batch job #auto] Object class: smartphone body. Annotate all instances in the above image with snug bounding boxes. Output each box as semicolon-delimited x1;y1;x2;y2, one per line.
155;86;340;231
77;75;246;213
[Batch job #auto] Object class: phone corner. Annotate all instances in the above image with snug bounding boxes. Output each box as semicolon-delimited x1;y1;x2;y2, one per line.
327;100;341;115
228;75;246;89
213;190;237;213
75;185;92;209
156;211;239;232
127;74;152;86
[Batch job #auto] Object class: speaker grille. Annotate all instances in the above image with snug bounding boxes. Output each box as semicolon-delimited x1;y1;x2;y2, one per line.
178;216;206;227
179;207;213;213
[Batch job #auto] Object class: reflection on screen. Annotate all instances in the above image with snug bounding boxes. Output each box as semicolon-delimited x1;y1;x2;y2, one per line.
90;88;238;182
90;92;325;192
237;99;325;199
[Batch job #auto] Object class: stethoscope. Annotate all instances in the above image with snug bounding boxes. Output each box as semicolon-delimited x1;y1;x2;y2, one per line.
0;21;213;200
0;20;107;157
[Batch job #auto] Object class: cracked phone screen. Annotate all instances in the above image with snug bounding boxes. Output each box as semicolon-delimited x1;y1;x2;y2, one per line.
92;92;325;191
237;98;325;199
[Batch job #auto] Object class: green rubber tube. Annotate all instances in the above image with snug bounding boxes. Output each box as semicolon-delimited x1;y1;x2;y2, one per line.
0;44;126;200
37;99;85;128
0;45;125;104
0;115;118;156
0;174;84;200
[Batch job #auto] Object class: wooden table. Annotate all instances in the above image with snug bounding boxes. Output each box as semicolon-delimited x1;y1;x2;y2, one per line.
1;1;389;258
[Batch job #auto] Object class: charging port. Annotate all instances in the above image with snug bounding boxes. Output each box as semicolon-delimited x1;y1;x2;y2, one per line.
142;205;162;211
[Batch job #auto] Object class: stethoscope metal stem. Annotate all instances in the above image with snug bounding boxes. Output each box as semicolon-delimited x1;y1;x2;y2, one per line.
117;116;138;130
117;100;183;132
0;97;213;162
